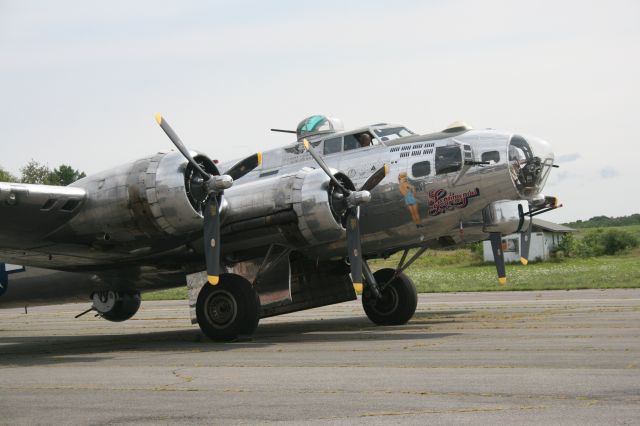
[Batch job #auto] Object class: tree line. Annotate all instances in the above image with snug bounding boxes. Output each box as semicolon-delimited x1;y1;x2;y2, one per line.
0;160;86;186
564;214;640;229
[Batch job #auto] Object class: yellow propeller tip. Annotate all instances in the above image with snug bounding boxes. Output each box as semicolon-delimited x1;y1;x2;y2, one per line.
353;283;363;292
257;152;263;166
498;277;507;285
303;138;310;150
208;275;219;285
383;163;390;176
520;257;529;265
154;112;162;124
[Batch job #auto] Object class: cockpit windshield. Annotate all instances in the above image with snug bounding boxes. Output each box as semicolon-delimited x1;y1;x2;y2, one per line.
373;127;414;142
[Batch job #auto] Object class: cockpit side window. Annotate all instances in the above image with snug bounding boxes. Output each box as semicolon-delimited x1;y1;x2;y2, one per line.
343;134;360;151
435;146;462;174
323;137;342;155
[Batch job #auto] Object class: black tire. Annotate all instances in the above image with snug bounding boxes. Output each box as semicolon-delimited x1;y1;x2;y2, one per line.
100;292;141;322
362;268;417;326
196;273;260;341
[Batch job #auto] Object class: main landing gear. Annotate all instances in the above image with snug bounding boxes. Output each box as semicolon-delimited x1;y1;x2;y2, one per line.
362;268;417;325
196;273;260;342
360;248;425;326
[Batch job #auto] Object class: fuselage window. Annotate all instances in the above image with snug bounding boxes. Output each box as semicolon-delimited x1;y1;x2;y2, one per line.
323;137;342;155
411;161;431;177
343;134;360;151
482;151;500;164
435;146;462;174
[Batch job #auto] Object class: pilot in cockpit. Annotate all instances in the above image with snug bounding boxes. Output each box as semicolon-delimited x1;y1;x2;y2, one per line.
358;133;372;147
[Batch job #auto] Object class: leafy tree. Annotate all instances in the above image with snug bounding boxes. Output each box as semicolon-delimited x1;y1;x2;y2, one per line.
18;160;86;186
50;165;86;186
0;166;18;182
582;229;638;256
19;160;53;184
564;214;640;228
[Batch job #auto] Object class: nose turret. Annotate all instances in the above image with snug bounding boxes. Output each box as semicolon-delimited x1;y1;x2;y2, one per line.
508;134;554;199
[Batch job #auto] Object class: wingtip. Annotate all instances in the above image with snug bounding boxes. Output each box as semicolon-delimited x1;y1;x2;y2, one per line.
498;277;507;285
208;275;219;285
154;112;162;125
520;257;529;265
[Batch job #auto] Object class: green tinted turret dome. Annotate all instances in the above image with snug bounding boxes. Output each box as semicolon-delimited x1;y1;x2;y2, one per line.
296;115;344;140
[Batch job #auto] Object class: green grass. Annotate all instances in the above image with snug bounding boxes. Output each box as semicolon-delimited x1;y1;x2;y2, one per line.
143;225;640;300
143;286;188;301
371;250;640;293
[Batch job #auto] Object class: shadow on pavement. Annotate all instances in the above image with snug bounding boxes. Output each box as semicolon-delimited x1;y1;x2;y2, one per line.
0;310;468;366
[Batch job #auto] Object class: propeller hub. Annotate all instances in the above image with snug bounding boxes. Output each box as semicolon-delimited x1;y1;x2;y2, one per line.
207;175;234;192
347;190;371;208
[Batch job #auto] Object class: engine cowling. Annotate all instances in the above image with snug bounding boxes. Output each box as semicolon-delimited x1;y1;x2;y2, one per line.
60;151;216;245
221;167;352;247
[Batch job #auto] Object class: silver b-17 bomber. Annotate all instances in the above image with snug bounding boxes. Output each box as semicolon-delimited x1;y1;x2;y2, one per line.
0;114;559;341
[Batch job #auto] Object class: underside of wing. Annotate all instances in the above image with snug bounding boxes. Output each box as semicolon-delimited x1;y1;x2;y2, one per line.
0;182;87;248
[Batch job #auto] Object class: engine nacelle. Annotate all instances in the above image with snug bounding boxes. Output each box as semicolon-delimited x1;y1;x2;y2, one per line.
221;167;349;247
60;151;216;244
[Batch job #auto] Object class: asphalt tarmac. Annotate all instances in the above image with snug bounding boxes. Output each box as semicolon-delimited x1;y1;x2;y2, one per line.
1;289;639;425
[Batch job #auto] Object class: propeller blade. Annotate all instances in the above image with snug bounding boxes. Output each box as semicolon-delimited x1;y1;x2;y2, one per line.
360;164;389;192
520;216;533;265
302;138;351;194
489;232;507;285
203;196;221;285
155;113;209;178
346;206;363;289
226;152;262;181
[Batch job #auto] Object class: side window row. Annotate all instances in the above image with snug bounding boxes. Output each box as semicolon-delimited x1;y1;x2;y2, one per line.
411;148;500;177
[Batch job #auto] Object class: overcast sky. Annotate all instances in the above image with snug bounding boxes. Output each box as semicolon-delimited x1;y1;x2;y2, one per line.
0;0;638;222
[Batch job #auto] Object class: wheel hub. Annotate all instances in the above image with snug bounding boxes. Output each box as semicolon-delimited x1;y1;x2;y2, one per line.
205;290;237;329
371;286;399;316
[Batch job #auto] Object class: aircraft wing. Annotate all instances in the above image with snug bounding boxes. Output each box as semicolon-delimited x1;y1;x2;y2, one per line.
0;182;87;248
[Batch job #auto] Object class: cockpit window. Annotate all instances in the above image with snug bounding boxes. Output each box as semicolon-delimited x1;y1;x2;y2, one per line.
435;146;462;174
374;127;414;142
323;137;342;155
343;134;360;151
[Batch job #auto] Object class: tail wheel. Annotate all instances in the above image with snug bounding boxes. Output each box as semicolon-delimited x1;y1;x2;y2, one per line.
93;291;141;322
196;273;260;341
362;268;417;325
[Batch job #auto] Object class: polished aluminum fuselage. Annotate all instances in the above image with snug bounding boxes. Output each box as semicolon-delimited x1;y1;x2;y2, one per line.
219;128;520;259
0;128;528;270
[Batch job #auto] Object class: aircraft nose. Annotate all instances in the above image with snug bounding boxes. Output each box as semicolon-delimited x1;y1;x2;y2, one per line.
508;134;554;197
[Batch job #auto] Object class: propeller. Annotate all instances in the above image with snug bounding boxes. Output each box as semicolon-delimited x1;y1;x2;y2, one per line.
489;232;507;285
302;138;388;288
520;214;533;265
155;113;261;285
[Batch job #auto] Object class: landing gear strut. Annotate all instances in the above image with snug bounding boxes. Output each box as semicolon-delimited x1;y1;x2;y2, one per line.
196;273;261;341
362;268;417;325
